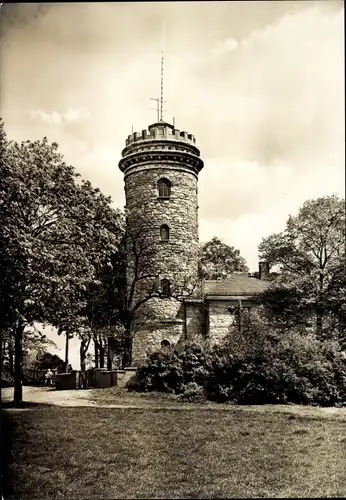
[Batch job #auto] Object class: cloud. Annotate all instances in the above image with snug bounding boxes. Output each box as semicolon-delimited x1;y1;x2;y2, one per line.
29;109;61;124
64;107;90;122
28;107;90;124
212;37;239;57
184;3;343;163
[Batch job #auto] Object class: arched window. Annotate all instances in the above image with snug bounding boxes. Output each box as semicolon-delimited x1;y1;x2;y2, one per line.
161;339;171;349
160;224;169;242
161;279;170;297
157;178;171;198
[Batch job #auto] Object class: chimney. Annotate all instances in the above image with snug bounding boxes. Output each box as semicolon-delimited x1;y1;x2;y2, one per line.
259;261;270;280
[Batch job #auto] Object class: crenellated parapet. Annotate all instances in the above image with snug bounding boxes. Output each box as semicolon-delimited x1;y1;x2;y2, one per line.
125;121;196;148
119;121;203;176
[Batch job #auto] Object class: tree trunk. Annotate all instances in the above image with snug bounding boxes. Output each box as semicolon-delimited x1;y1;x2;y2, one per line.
80;342;86;373
183;301;187;340
99;343;105;369
237;300;243;334
8;343;14;375
14;320;25;407
94;335;99;368
317;272;325;338
65;330;69;371
79;340;89;389
122;334;133;368
0;334;4;392
107;337;113;370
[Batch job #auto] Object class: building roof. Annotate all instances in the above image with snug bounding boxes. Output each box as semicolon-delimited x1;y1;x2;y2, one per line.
203;273;270;298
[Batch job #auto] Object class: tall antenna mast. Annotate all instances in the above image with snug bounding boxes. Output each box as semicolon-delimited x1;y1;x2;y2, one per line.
160;51;164;121
160;20;165;122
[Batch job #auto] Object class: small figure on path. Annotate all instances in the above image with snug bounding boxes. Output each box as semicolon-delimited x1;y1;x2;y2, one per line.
44;369;54;387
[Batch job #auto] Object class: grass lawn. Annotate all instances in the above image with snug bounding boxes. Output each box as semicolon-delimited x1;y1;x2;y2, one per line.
90;386;189;406
2;405;346;499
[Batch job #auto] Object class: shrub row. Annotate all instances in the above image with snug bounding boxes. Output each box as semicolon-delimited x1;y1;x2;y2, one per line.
130;328;346;406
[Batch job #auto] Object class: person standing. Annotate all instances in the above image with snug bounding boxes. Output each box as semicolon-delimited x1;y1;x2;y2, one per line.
44;369;53;387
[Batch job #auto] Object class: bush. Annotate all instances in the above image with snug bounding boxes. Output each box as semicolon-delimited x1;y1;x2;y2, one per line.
178;342;213;387
209;325;346;406
178;382;207;403
131;316;346;406
274;333;346;406
131;349;184;393
131;341;212;394
1;369;14;387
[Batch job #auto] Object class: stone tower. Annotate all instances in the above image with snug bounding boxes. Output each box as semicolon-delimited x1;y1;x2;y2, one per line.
118;121;204;365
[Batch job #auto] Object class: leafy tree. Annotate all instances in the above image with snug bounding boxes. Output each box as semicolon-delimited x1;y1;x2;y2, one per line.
35;351;65;371
1;323;55;386
21;348;65;386
258;196;345;339
200;237;249;280
85;246;126;368
322;259;346;347
0;119;124;405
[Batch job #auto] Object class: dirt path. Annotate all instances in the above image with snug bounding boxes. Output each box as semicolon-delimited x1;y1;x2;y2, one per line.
2;386;346;420
1;386;98;407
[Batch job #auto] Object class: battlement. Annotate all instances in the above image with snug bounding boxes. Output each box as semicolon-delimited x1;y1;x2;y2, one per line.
125;121;196;147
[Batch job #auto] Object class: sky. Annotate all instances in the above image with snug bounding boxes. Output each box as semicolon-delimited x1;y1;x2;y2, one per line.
1;1;344;367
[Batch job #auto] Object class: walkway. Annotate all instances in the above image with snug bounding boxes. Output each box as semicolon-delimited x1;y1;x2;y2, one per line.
2;386;346;420
1;386;98;407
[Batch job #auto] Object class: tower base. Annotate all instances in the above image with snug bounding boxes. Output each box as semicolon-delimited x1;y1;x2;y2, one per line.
131;319;185;366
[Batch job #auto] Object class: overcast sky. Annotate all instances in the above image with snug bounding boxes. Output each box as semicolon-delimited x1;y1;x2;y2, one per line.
1;1;344;366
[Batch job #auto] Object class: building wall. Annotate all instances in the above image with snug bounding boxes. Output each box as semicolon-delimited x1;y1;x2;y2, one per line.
124;167;201;338
208;301;236;345
125;166;200;296
185;301;205;342
132;321;185;365
207;299;258;345
131;297;263;364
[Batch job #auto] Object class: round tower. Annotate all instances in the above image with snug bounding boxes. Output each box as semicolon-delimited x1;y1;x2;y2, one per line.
118;121;204;365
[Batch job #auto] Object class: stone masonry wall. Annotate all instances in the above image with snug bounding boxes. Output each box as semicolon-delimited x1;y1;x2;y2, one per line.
132;321;185;365
207;299;259;346
125;166;200;320
208;301;236;346
185;302;204;342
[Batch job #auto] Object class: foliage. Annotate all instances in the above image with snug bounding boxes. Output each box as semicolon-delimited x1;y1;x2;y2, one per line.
86;243;126;368
2;324;55;370
132;312;346;406
0;119;124;403
35;351;65;371
1;369;14;387
21;350;65;385
132;348;184;393
178;342;213;387
209;319;346;406
200;236;249;280
132;341;213;394
258;196;345;338
178;382;207;402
